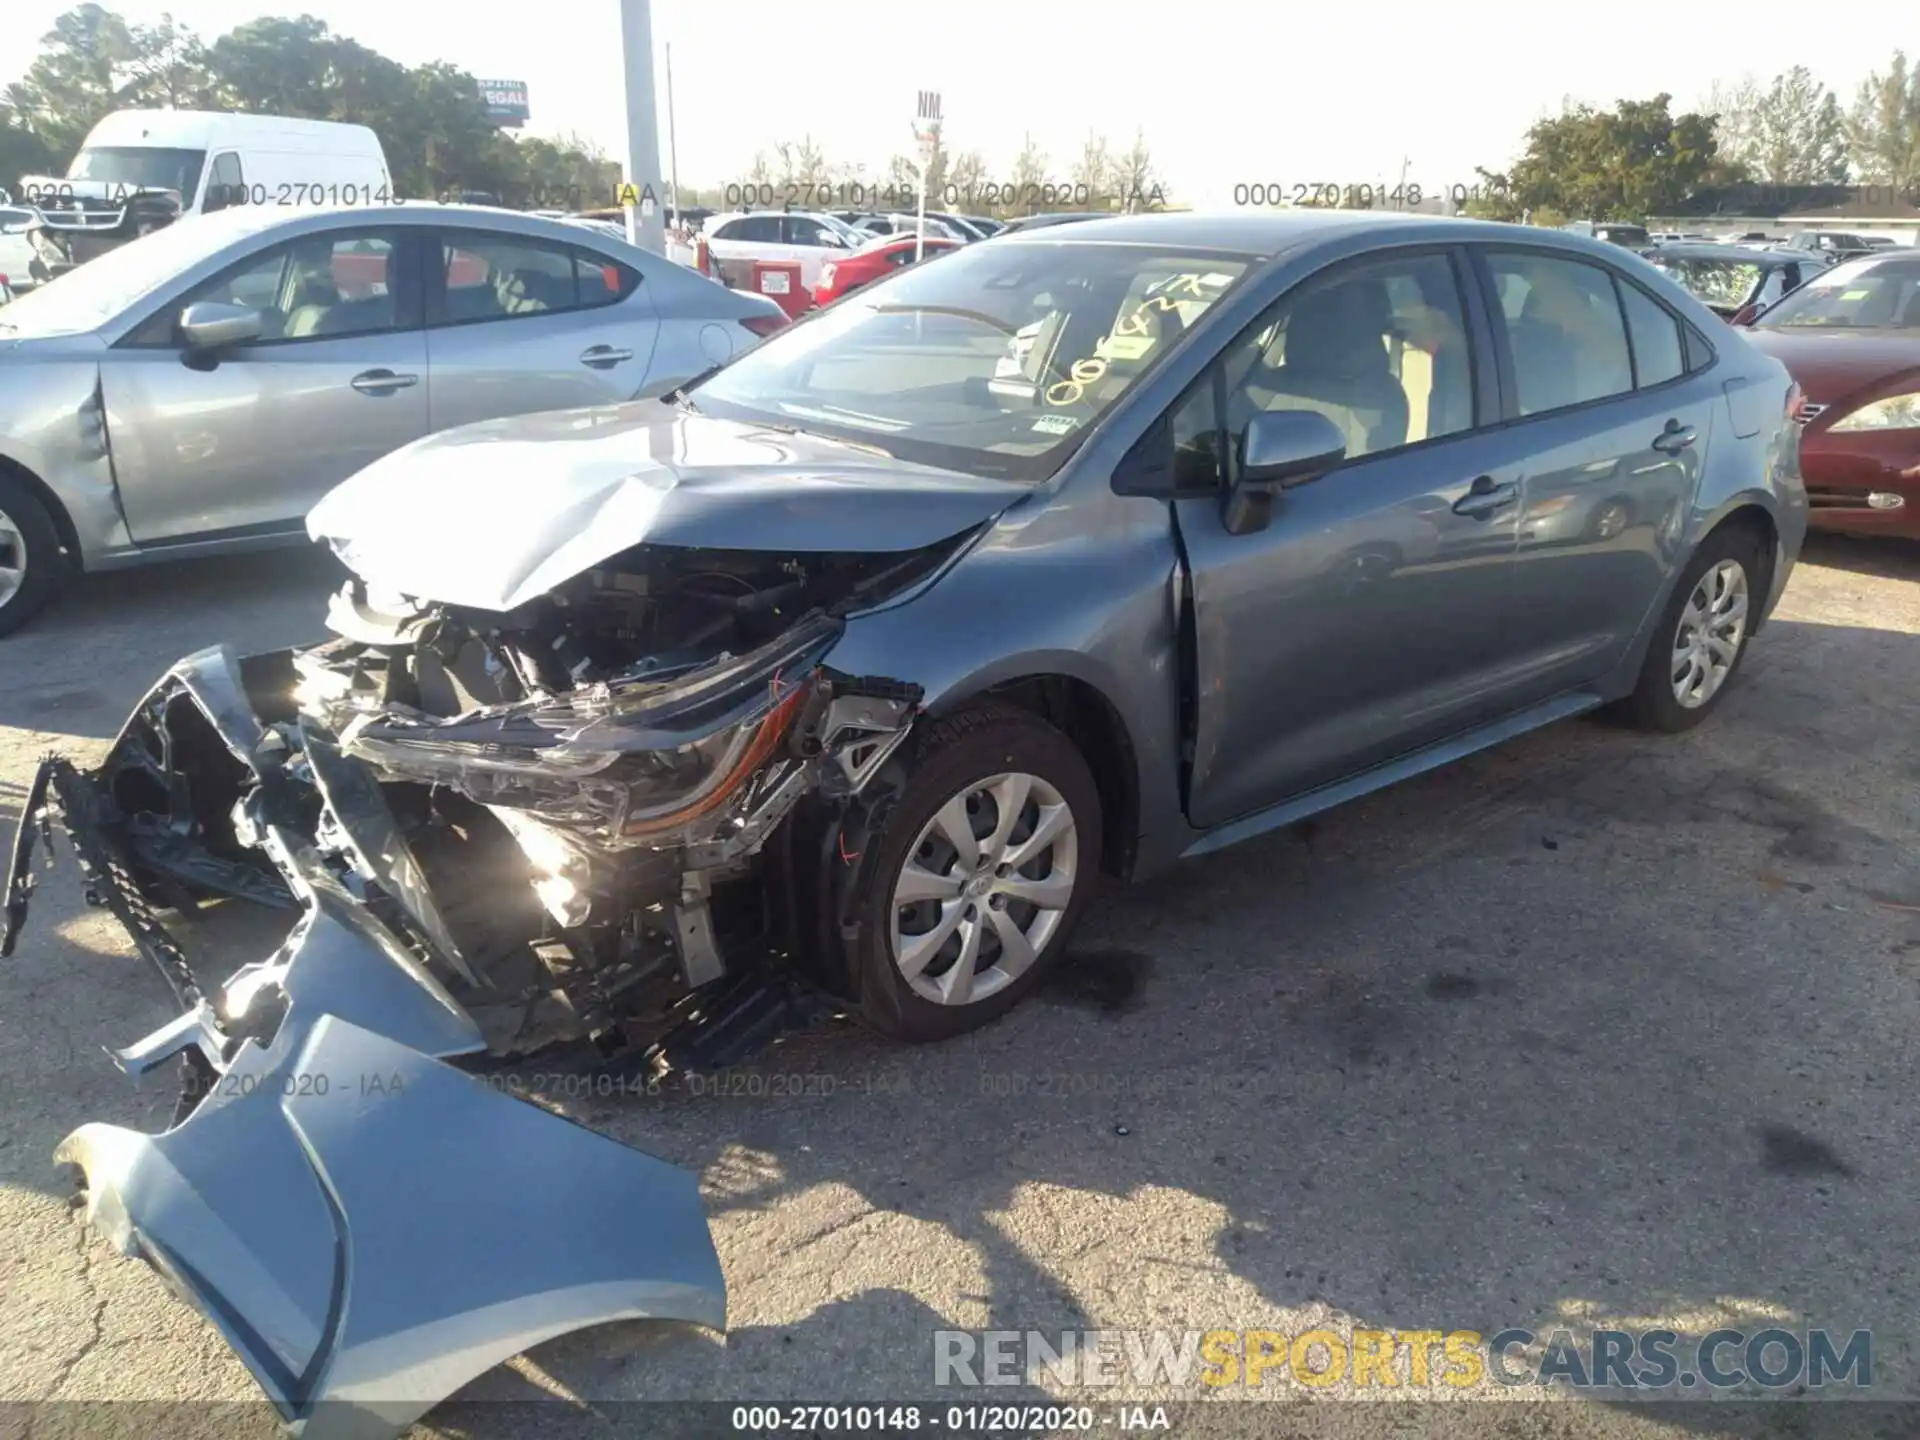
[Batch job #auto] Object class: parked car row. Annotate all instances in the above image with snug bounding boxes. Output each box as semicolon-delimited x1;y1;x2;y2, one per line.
1738;251;1920;537
0;203;789;634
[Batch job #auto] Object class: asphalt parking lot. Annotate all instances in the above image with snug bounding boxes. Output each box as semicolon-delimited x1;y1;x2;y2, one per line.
3;535;1920;1439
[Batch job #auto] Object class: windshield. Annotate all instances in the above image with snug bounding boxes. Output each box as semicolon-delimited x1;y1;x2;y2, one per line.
1753;257;1920;329
1645;256;1761;310
0;211;247;335
67;146;206;199
688;241;1255;481
818;214;867;245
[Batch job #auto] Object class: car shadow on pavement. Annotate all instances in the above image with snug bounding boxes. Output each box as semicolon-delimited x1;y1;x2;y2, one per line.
429;612;1920;1431
5;617;1920;1432
1798;531;1920;583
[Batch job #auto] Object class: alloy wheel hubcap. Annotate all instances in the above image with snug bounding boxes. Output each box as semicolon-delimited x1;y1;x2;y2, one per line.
0;507;26;609
1671;558;1748;709
890;771;1079;1006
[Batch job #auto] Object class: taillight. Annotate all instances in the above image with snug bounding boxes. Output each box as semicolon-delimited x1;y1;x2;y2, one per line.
740;312;789;337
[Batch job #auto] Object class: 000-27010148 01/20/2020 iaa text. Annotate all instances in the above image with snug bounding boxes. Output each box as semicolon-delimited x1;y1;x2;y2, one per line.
721;180;1168;211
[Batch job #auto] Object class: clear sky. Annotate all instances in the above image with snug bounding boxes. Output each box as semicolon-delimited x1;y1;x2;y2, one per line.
3;0;1913;205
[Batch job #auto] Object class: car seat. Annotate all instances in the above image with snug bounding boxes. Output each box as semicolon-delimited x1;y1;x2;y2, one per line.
1245;281;1409;455
1508;268;1630;414
280;250;342;338
492;267;553;315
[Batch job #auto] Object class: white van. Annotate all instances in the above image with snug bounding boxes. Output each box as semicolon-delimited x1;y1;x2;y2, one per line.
20;110;392;274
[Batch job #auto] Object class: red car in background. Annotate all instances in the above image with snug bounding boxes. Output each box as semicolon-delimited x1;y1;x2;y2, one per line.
812;232;960;307
1742;252;1920;536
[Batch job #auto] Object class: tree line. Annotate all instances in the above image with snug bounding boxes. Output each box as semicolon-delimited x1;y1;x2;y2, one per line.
688;129;1167;217
4;6;1915;227
0;4;1162;219
1;4;618;206
1466;57;1920;225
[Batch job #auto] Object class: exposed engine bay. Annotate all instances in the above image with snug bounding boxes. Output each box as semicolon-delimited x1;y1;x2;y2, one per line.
52;538;951;1072
0;535;966;1438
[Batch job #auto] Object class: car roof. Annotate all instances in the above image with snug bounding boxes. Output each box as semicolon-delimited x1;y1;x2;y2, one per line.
82;108;382;150
984;208;1510;251
1646;242;1804;265
149;201;671;259
703;209;841;229
856;231;959;253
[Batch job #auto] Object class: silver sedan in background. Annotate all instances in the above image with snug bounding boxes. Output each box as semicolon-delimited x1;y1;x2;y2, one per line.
0;203;789;635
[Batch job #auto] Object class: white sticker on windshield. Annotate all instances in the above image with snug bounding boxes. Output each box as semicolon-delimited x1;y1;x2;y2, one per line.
1031;414;1080;436
1096;335;1155;361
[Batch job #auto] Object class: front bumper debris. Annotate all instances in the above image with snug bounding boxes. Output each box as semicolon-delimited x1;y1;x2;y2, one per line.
3;634;917;1435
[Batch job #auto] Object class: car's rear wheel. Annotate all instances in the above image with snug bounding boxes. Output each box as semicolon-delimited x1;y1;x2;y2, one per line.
1620;525;1762;732
851;703;1101;1042
0;475;67;639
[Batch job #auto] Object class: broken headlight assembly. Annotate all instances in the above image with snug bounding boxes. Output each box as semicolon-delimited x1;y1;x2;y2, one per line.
335;613;839;847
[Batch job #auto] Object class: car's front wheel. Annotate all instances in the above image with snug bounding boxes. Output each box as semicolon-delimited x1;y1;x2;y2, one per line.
1620;524;1763;732
851;703;1102;1042
0;474;67;639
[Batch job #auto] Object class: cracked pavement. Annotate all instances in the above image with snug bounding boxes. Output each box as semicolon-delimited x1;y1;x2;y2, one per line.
2;537;1919;1438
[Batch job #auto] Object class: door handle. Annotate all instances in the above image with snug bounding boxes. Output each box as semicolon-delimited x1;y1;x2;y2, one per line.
1652;419;1696;454
350;369;418;393
1452;474;1518;519
580;345;635;368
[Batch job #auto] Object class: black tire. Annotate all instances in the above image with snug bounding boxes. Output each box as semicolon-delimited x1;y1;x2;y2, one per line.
851;702;1102;1042
1619;524;1764;733
1588;497;1633;542
0;474;68;639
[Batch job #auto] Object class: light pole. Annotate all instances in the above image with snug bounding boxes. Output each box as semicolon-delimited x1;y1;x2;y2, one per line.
665;40;681;230
618;0;666;253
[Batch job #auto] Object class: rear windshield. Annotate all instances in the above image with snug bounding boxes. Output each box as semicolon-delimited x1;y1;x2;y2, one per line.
67;146;207;199
689;241;1256;481
1753;258;1920;329
1644;256;1762;309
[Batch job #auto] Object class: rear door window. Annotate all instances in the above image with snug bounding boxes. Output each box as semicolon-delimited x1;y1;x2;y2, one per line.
721;215;780;243
575;249;641;307
434;232;580;324
1484;251;1634;416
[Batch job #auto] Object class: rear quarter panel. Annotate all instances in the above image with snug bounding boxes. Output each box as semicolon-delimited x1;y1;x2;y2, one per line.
1593;339;1806;698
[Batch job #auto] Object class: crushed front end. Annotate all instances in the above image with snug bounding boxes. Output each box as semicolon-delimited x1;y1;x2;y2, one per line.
1;538;942;1437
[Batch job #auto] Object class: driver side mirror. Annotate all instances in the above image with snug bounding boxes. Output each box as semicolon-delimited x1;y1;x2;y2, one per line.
178;300;263;363
1221;410;1348;535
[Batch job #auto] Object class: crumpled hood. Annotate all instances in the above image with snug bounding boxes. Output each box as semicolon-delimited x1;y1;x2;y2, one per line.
307;405;1029;612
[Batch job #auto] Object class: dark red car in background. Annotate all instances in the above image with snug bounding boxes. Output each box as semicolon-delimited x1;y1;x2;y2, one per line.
1742;252;1920;536
811;232;959;307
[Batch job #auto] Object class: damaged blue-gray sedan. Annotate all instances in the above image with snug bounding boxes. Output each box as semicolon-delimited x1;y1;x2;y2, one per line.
3;212;1806;1435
